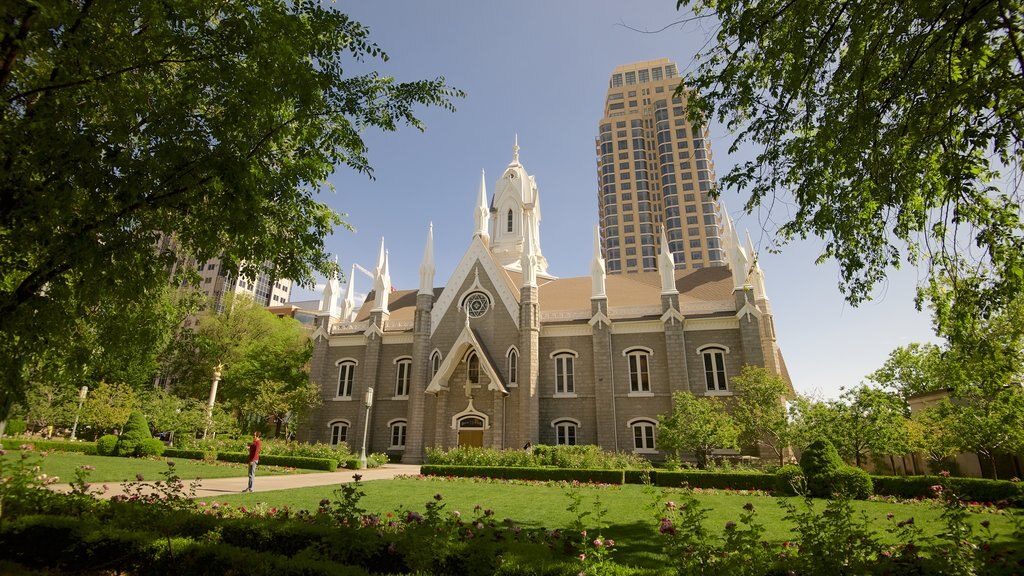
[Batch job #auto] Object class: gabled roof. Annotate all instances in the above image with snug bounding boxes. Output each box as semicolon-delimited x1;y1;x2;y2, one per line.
426;320;509;396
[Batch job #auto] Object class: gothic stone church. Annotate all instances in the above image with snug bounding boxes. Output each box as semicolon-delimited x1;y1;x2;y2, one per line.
299;147;791;464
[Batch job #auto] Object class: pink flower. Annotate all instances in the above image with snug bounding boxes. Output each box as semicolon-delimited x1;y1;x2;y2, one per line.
939;470;951;478
578;553;586;561
593;538;603;548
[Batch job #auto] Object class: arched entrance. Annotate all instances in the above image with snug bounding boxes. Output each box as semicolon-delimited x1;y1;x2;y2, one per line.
457;416;485;447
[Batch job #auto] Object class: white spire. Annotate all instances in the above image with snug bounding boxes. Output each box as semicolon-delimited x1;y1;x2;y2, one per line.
320;254;341;316
745;230;769;300
339;264;356;323
659;228;678;295
419;223;435;295
372;245;391;313
728;222;749;291
474;169;489;240
591;226;606;299
512;134;520;164
375;237;385;276
521;211;537;287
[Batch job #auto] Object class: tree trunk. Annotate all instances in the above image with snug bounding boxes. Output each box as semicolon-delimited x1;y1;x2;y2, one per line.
889;455;898;476
989;453;999;481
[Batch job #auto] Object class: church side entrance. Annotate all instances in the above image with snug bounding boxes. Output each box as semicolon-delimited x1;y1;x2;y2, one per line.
457;416;485;447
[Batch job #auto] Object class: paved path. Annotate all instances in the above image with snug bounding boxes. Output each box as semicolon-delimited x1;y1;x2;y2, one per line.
51;464;422;500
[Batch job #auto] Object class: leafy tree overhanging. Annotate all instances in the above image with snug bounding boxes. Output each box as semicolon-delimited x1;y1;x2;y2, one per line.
0;1;463;423
676;0;1023;345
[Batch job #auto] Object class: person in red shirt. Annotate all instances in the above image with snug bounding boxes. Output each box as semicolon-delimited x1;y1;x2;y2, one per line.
245;431;261;492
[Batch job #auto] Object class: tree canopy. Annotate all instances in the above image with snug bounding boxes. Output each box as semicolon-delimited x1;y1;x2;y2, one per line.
658;391;740;468
0;1;462;421
677;0;1024;344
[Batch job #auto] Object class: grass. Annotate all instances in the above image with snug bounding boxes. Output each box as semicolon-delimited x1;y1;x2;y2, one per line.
1;450;311;483
212;476;1023;569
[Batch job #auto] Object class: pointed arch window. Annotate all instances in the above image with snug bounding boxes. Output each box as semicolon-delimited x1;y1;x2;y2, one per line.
507;209;514;233
430;350;442;378
467;352;480;384
507;348;519;387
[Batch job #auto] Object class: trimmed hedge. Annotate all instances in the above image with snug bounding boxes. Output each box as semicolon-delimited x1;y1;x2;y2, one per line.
6;439;98;455
163;448;213;461
422;465;625;484
872;475;1024;506
217;451;337;471
653;470;776;491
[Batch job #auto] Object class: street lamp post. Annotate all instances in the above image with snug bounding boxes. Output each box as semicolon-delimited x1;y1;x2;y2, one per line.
359;387;374;469
203;364;223;439
70;386;88;440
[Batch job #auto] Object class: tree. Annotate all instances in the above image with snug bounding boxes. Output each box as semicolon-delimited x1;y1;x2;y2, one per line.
164;294;313;432
676;0;1024;345
139;387;207;446
867;343;952;399
79;382;138;438
238;378;321;438
0;1;462;429
836;386;911;472
658;392;740;469
731;365;793;466
937;386;1024;480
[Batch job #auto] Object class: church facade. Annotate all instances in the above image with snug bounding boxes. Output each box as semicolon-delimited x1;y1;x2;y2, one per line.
299;145;790;464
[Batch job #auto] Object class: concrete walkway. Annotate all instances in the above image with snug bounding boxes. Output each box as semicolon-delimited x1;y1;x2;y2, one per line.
51;463;422;500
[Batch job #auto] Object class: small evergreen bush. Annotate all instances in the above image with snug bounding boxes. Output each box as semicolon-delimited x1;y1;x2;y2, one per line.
115;411;153;457
800;439;844;497
96;435;119;456
162;448;209;460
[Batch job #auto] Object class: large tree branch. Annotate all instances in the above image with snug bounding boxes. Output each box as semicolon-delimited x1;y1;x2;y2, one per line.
0;5;37;92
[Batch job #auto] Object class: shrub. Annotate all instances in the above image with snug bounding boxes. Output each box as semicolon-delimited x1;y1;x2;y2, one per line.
800;439;844;498
421;465;625;484
774;465;805;496
828;466;873;499
96;435;119;456
136;438;166;457
162;449;210;461
872;475;1024;506
215;451;337;471
10;439;98;455
4;419;27;435
653;470;775;491
115;411;153;457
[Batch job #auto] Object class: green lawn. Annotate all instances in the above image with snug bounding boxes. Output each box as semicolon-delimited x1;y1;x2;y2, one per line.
1;450;310;483
213;477;1023;570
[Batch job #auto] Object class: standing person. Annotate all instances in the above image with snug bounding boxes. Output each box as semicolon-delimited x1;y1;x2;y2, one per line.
245;431;261;492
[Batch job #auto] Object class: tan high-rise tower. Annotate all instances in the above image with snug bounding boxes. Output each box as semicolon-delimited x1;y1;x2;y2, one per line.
596;58;725;274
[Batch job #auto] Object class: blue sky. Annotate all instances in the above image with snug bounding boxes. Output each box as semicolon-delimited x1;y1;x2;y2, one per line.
292;1;938;399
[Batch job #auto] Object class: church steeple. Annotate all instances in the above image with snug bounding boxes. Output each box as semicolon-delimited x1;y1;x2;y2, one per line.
339;264;356;323
474;170;489;241
372;241;391;313
488;137;549;274
659;228;678;295
419;223;435;295
591;226;606;299
320;254;341;317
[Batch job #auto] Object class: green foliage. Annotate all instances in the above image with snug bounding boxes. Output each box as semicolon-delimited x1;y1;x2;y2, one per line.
653;471;774;491
779;495;879;574
425;445;648;470
422;465;626;484
800;439;844;498
80;382;138;438
136;438;165;458
868;343;949;398
3;420;26;436
114;411;152;457
657;392;740;468
774;465;805;496
872;475;1024;506
215;451;337;471
4;439;97;455
0;0;462;428
827;467;873;500
731;365;793;466
95;435;119;457
161;449;209;461
678;0;1024;345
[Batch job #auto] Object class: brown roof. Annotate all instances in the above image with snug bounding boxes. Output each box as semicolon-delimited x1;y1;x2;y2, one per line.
353;264;735;325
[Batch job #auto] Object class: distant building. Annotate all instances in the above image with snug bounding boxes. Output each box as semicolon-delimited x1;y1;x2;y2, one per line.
596;58;725;274
300;144;790;464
